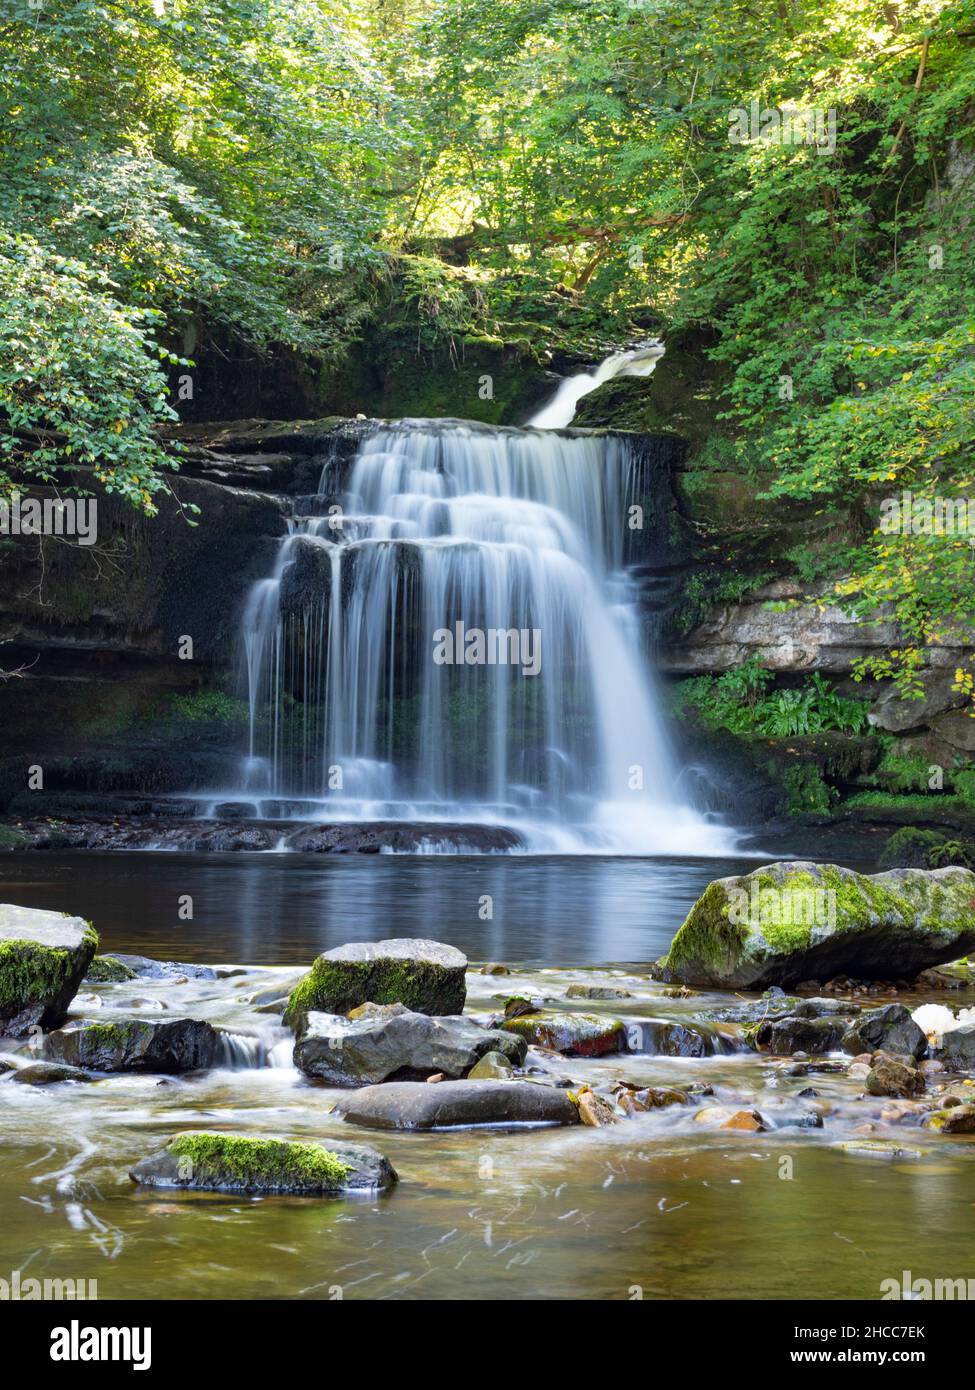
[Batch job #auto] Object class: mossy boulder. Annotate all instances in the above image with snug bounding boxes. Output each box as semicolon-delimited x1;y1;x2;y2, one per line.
85;955;137;983
499;1011;626;1057
43;1017;220;1072
658;862;975;989
0;904;97;1036
130;1132;396;1195
285;938;467;1029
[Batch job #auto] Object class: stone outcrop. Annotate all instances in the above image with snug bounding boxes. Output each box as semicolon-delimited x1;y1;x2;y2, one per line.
0;904;97;1036
43;1017;220;1072
293;1003;526;1084
658;862;975;989
285;938;467;1028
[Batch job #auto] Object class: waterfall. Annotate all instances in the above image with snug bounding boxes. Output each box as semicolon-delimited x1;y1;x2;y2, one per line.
527;342;664;430
233;409;734;854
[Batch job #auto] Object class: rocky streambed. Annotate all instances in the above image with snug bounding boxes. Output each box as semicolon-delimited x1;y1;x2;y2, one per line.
4;868;975;1299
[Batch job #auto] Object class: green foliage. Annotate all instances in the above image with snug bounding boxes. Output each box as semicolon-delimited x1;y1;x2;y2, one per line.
0;0;403;506
782;764;836;817
880;826;975;869
675;663;869;738
0;232;180;511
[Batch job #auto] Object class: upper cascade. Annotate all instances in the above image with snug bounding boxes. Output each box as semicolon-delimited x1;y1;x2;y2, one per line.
232;413;735;855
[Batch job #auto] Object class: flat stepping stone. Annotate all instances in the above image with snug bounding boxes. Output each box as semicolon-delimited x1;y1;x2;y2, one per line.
336;1079;579;1130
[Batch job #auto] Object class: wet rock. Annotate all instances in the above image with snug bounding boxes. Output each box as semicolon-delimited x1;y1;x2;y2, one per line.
627;1018;720;1057
782;1058;847;1076
43;1017;220;1073
639;1085;691;1108
924;1105;975;1134
85;956;137;983
722;1108;769;1132
791;997;858;1018
285;938;467;1028
938;1024;975;1069
502;996;539;1020
108;954;219;982
286;821;523;855
841;1004;927;1061
658;863;975;988
468;1050;515;1080
11;1061;94;1085
499;1011;626;1057
293;1005;525;1085
0;904;98;1036
880;1100;929;1123
773;1108;824;1129
575;1088;620;1126
130;1132;396;1194
480;963;511;976
754;1016;845;1055
693;1105;736;1127
565;983;632;1001
336;1079;580;1130
865;1053;925;1099
833;1140;923;1159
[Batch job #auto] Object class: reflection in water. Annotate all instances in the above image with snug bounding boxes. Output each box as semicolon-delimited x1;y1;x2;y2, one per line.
0;850;780;966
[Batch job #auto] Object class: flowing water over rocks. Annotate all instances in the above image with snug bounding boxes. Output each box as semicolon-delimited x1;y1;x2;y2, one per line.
226;419;734;855
3;850;975;1299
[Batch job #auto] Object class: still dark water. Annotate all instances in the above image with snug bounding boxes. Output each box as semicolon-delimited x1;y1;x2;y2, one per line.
0;850;783;965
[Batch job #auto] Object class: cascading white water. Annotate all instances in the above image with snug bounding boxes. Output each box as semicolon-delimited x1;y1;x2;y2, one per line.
528;342;664;430
232;369;735;854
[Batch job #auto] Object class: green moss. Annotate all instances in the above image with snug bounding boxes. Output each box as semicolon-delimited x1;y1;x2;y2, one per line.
0;826;29;850
285;952;463;1027
86;955;137;983
167;1133;352;1190
664;861;975;983
663;880;750;974
0;941;74;1005
82;1020;140;1049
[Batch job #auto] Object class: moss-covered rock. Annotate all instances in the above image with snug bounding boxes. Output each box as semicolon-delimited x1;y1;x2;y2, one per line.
85;955;138;983
0;904;97;1036
43;1017;220;1072
284;938;467;1029
499;1011;626;1057
658;861;975;989
129;1132;396;1195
